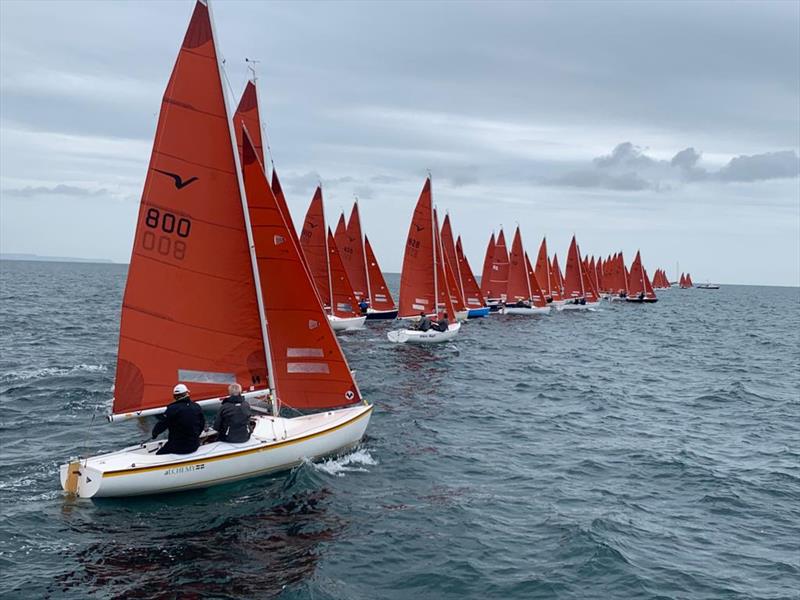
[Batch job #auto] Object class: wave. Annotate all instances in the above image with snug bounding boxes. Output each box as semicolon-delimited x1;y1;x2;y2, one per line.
311;448;377;477
0;364;107;383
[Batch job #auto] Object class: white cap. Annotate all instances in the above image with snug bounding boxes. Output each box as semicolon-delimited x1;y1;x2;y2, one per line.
173;383;189;396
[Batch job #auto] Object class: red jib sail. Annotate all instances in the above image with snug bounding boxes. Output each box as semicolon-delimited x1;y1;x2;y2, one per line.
455;236;484;308
364;236;396;311
525;252;548;307
327;229;360;318
535;238;553;300
241;130;360;410
433;209;459;319
686;273;694;287
114;1;267;416
341;202;369;300
551;254;565;299
563;236;586;299
440;214;468;309
579;246;600;302
333;213;348;259
479;232;496;301
643;266;657;300
506;226;531;303
299;186;331;307
398;178;437;318
233;80;264;166
489;229;510;300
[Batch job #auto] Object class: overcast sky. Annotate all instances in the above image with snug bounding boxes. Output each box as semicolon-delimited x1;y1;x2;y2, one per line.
1;0;798;285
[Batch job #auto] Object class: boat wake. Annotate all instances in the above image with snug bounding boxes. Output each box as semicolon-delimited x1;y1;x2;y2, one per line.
311;448;377;477
0;364;107;383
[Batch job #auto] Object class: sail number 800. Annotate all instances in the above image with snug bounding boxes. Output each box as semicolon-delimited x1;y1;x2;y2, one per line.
142;208;191;260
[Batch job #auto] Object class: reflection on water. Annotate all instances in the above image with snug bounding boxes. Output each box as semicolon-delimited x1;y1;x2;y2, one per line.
51;487;342;599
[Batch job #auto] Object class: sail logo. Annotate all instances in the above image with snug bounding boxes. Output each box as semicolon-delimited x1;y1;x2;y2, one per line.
154;168;199;190
308;320;319;329
274;235;285;245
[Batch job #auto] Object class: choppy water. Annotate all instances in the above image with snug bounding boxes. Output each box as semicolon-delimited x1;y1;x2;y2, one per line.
1;259;798;599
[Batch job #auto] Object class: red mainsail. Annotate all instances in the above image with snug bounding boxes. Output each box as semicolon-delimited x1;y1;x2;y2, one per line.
398;178;437;318
114;1;267;416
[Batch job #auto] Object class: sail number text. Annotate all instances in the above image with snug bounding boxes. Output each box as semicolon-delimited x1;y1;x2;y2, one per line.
407;237;421;258
141;208;192;260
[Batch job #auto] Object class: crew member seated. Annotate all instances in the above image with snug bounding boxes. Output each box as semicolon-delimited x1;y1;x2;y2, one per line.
358;299;369;315
416;312;432;331
152;383;205;455
434;312;450;332
213;383;251;443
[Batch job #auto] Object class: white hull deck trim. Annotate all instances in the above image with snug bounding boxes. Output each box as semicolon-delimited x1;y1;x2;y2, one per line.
61;404;373;498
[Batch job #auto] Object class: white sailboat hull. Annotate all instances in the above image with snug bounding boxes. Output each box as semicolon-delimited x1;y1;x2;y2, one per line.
557;301;600;311
387;322;461;344
501;305;551;315
455;310;469;322
60;404;373;499
327;314;367;331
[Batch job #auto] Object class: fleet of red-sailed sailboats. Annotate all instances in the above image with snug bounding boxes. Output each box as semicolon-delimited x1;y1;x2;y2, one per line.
59;0;695;498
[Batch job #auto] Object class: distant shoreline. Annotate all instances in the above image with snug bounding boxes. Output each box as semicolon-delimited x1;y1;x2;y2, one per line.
1;254;115;265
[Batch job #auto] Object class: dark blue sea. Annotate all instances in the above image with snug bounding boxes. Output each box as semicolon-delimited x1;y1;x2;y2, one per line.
1;259;798;599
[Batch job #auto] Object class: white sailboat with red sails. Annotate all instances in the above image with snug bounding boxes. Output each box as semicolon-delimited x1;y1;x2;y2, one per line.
300;187;367;330
59;0;371;498
388;178;461;343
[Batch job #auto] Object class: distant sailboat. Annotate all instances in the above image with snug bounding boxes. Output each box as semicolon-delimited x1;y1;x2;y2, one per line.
60;0;371;498
299;187;366;330
390;178;461;343
343;201;398;320
626;251;658;302
455;236;491;318
535;237;561;305
502;226;550;315
441;214;483;319
363;236;399;319
558;236;598;310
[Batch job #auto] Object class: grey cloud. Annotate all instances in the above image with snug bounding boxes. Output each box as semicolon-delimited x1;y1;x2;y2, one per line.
717;150;800;182
546;143;799;191
549;170;652;191
2;184;108;198
353;185;374;200
593;142;658;169
671;147;701;169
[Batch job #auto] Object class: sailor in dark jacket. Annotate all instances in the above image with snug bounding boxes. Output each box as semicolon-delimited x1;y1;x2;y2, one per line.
152;384;205;455
417;312;432;331
213;383;251;443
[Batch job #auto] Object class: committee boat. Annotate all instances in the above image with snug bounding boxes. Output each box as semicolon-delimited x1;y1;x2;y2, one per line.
60;0;371;498
300;187;366;331
389;178;461;343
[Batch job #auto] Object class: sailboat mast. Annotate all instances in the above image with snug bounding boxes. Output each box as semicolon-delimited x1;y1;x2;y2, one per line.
356;197;372;304
209;0;278;415
323;190;334;317
430;177;438;315
451;216;466;301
